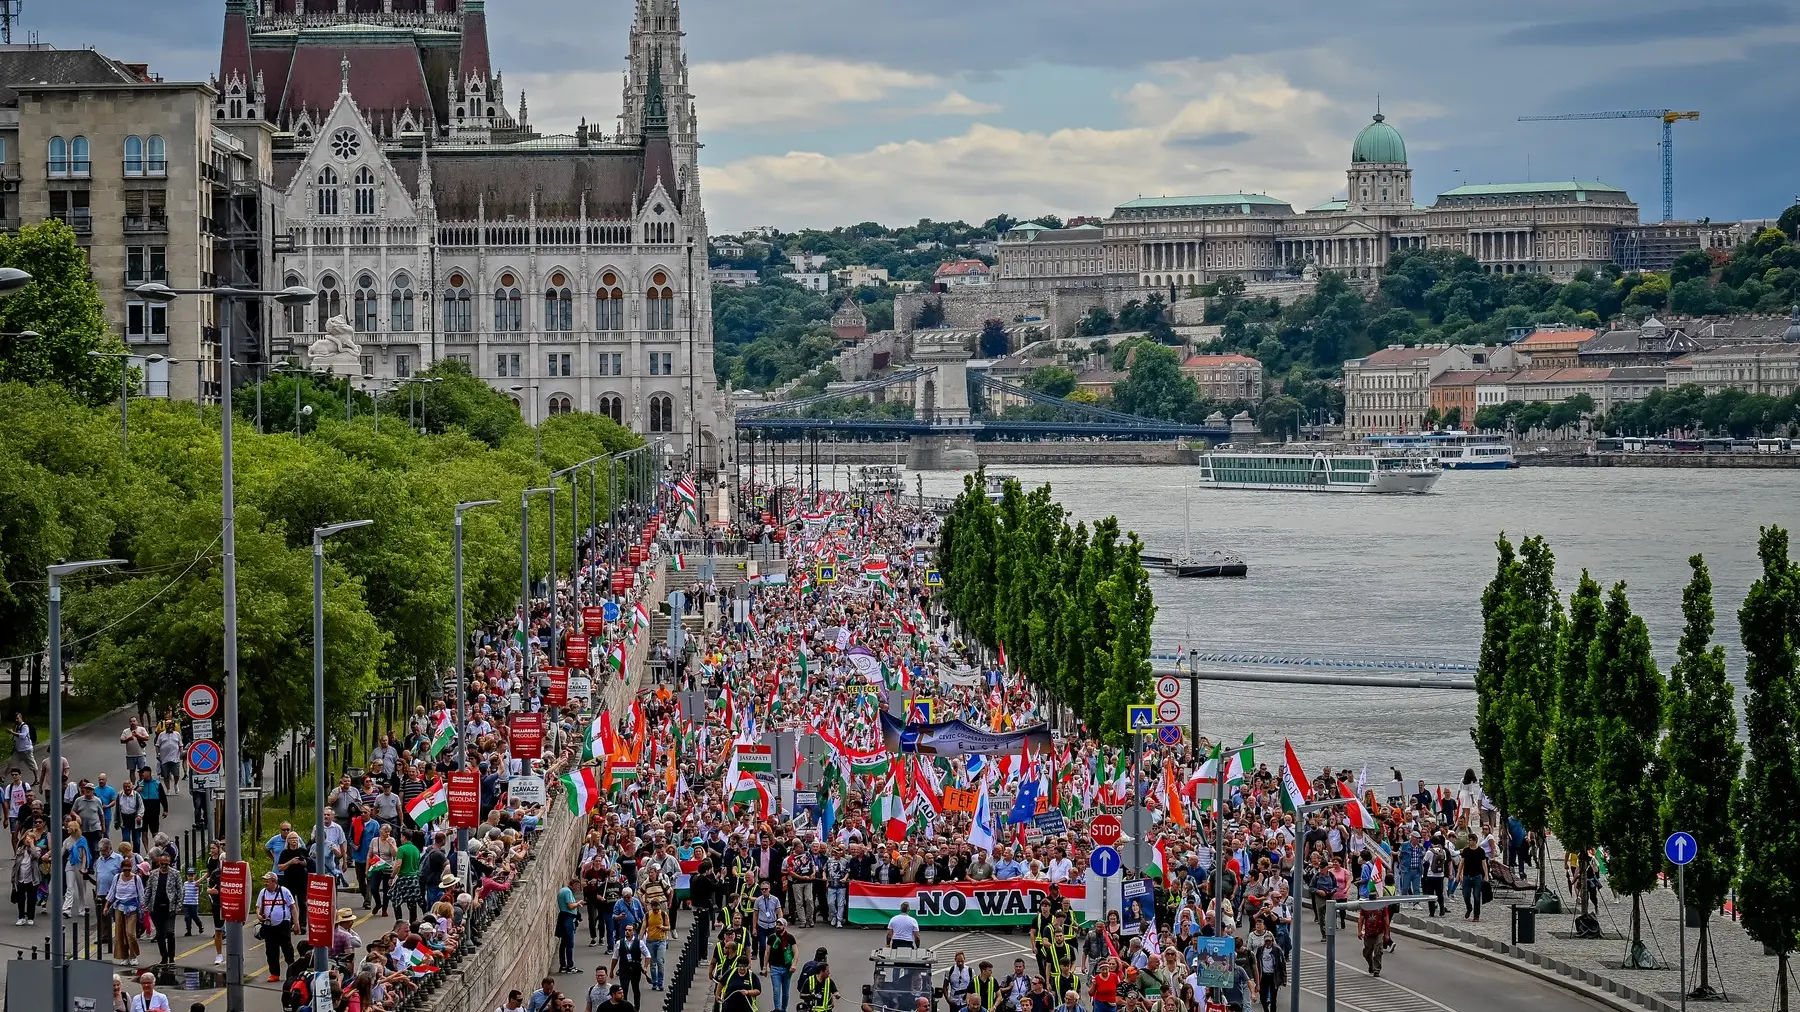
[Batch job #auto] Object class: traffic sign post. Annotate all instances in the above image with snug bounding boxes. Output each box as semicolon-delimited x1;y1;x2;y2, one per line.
1667;831;1697;1012
1156;699;1181;724
1089;845;1121;878
1156;675;1181;699
183;684;220;721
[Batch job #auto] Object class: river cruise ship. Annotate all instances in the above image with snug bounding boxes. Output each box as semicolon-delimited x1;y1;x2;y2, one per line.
1198;450;1441;494
1365;433;1515;469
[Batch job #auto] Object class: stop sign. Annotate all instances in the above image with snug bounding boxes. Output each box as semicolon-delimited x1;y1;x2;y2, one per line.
1090;814;1122;847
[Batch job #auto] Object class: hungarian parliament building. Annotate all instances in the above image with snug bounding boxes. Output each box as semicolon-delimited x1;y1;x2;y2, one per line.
215;0;729;469
997;111;1662;294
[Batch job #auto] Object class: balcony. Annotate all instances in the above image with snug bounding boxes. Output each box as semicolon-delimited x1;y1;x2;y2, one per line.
123;159;168;178
52;212;92;234
125;214;169;234
125;271;169;288
46;161;91;179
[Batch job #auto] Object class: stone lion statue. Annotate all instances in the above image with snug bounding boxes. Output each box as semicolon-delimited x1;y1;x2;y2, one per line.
307;315;363;366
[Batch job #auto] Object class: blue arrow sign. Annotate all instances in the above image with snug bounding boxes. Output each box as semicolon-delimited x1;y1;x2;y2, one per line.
1089;845;1121;877
1126;705;1156;733
1665;831;1697;866
602;601;620;623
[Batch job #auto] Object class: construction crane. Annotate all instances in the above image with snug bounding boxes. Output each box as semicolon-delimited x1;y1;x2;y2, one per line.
1516;109;1699;222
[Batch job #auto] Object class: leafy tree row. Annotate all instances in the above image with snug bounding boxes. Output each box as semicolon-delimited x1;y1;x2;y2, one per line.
1473;395;1596;436
1476;530;1800;1001
936;471;1154;742
1;372;639;758
1602;384;1800;439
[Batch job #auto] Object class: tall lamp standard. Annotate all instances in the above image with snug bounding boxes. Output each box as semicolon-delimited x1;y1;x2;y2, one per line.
132;280;315;1012
47;557;125;1012
508;383;542;461
452;499;499;858
1289;796;1352;1012
86;349;170;453
520;486;557;686
310;519;370;972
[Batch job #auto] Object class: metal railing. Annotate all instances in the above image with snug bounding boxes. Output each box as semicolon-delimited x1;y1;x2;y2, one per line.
663;907;711;1012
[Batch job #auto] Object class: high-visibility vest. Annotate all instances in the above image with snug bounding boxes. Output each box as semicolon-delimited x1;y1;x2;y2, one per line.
973;977;1001;1010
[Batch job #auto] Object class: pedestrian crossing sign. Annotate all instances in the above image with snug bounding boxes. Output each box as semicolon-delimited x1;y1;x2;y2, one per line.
817;563;837;583
925;569;942;587
908;699;934;724
1127;705;1156;733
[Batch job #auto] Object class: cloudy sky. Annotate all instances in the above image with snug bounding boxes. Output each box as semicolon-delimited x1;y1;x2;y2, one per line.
46;1;1800;233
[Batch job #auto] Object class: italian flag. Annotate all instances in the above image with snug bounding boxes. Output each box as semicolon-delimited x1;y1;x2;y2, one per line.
1280;739;1313;816
407;778;448;825
562;767;601;816
428;712;455;758
1143;837;1170;879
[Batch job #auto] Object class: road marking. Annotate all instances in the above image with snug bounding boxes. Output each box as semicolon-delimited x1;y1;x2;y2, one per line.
929;930;1031;966
1299;945;1455;1012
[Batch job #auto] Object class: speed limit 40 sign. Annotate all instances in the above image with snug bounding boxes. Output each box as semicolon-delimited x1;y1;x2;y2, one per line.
1156;675;1181;699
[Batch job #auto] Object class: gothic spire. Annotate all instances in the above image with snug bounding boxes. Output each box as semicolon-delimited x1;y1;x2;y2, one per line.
643;50;668;134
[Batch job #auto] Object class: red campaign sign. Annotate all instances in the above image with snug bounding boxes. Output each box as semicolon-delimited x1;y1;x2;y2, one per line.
511;713;544;759
447;769;481;829
582;607;604;635
219;861;249;923
305;874;335;949
567;635;590;668
612;570;634;592
545;667;569;707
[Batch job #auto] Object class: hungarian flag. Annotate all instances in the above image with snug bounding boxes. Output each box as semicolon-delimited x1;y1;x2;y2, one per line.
562;767;601;816
735;743;773;774
1143;837;1170;879
1280;739;1313;816
873;772;908;842
428;711;455;758
631;601;650;633
676;476;698;505
730;774;768;817
1108;749;1131;806
747;612;762;639
608;755;640;790
608;641;627;679
1227;734;1255;787
673;554;689;571
997;642;1009;671
407;778;448;825
1339;779;1375;830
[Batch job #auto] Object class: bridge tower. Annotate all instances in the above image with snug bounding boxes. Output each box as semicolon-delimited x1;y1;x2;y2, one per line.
907;332;980;470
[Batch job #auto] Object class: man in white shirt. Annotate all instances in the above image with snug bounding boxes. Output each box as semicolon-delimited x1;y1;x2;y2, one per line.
885;901;921;949
1046;849;1074;884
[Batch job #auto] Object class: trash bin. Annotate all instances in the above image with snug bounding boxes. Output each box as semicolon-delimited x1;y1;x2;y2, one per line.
1511;903;1536;945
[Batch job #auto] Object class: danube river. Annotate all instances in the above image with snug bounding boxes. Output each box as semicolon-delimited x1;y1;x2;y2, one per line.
910;465;1800;782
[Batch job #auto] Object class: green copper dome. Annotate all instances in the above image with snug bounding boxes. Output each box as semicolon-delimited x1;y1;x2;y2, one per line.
1351;113;1406;164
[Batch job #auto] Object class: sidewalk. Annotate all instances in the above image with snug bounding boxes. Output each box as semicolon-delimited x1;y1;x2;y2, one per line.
1393;836;1772;1012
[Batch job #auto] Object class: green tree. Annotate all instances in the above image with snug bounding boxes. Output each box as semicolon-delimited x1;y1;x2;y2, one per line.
1502;536;1561;890
979;319;1011;358
1078;307;1116;337
1738;526;1800;1012
1591;581;1666;967
415;358;530;447
0;220;122;406
1025;365;1078;398
1545;572;1603;911
1660;555;1739;997
1257;395;1302;437
1111;344;1195;420
1473;536;1516;808
1442;406;1463;430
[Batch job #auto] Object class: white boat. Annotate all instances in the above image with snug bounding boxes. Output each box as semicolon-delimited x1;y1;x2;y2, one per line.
854;465;905;496
1365;433;1515;470
1198;450;1441;494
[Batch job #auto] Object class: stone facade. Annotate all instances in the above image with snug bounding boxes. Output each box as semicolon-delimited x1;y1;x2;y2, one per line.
998;110;1644;302
216;0;732;470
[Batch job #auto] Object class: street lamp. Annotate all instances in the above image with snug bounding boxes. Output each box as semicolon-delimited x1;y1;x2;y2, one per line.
86;349;169;453
553;456;605;607
133;281;314;1012
409;376;442;432
1290;796;1352;1012
311;519;369;971
452;499;500;774
509;383;542;461
0;266;34;294
521;487;556;687
47;557;125;1012
273;364;313;437
1208;743;1254;938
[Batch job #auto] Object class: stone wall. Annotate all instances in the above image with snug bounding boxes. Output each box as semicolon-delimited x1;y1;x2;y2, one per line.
893;288;1111;339
424;563;668;1012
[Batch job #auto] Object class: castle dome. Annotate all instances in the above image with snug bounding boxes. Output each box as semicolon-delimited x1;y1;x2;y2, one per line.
1351;112;1406;165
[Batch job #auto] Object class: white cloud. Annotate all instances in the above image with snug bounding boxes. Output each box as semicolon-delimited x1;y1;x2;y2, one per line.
915;91;1003;118
688;54;939;130
701;56;1366;231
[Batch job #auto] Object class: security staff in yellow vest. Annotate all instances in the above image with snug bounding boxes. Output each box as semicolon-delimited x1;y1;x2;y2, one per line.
970;961;1002;1012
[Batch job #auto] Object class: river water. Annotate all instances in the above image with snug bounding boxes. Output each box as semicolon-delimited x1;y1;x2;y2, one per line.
901;465;1800;783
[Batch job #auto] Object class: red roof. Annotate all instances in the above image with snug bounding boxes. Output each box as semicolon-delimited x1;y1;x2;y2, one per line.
459;5;491;84
1182;353;1259;368
934;259;991;278
276;45;430;121
1515;328;1597;348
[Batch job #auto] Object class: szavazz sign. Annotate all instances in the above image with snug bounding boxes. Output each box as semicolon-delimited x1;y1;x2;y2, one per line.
847;880;1089;927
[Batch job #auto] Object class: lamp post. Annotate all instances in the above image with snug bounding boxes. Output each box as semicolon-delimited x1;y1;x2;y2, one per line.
86;349;169;453
409;376;441;432
509;383;542;461
1290;797;1352;1012
1319;896;1430;1012
553;457;605;607
1209;743;1254;940
311;519;370;972
133;280;315;1012
47;557;125;1012
453;499;500;774
273;364;312;437
521;487;556;686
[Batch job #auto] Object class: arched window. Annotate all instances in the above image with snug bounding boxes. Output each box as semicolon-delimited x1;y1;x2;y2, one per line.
352;272;378;332
544;271;572;331
548;395;573;416
69;136;89;176
390;272;415;332
317;275;342;324
648;394;675;433
646;270;674;330
47;136;66;176
493;272;522;332
598;395;623;424
145;135;166;175
283;273;307;333
595;270;624;330
353;166;376;215
316;166;339;215
443;272;472;333
124;135;144;176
